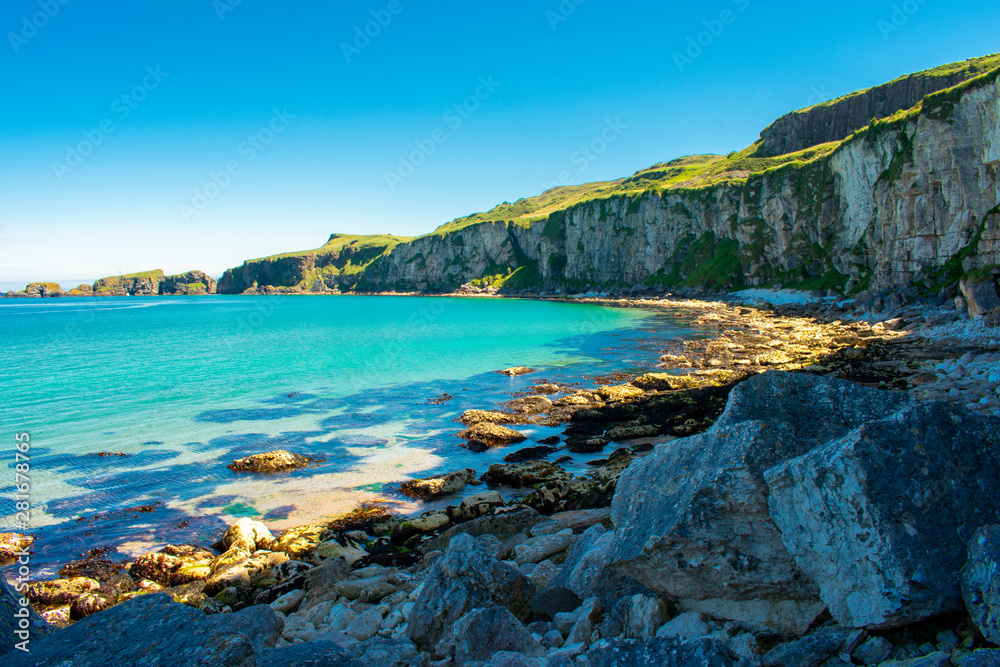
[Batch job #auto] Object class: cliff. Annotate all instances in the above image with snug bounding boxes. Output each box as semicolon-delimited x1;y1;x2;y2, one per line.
217;234;410;294
222;54;1000;297
755;53;1000;157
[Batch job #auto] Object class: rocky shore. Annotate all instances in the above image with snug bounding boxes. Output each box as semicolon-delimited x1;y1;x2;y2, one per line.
3;288;1000;666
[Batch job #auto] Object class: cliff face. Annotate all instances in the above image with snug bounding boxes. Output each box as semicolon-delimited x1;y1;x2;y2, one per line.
352;69;999;295
161;271;217;295
217;59;999;298
92;270;217;296
755;54;1000;157
218;235;406;294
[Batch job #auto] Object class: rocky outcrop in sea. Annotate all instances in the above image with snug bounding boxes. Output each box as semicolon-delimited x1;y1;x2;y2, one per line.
2;270;217;298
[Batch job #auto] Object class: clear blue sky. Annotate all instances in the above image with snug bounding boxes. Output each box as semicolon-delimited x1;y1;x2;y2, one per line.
1;0;998;287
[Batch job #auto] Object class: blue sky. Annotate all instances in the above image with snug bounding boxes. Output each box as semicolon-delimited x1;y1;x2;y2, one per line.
1;0;998;287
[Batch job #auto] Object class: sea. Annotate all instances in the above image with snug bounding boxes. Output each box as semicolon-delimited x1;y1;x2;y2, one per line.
1;295;699;576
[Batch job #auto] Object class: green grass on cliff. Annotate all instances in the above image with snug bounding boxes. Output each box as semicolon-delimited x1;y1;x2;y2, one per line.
246;234;411;264
93;269;165;286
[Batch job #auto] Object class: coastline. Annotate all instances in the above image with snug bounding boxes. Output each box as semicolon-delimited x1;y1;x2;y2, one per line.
3;290;999;663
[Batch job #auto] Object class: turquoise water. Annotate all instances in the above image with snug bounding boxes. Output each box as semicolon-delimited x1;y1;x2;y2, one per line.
1;295;691;574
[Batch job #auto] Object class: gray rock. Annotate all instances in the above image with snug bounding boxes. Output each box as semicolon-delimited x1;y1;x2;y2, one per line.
963;524;1000;644
258;639;361;666
453;606;544;663
300;556;351;608
655;611;711;640
766;402;1000;628
565;597;602;645
514;529;574;565
6;593;281;667
960;277;1000;317
548;508;613;533
853;636;893;665
528;559;559;590
550;523;646;605
877;652;952;667
963;650;1000;667
407;533;535;651
420;507;544;555
348;637;426;667
612;372;908;633
334;575;389;601
762;627;861;667
345;609;383;641
584;636;734;667
486;650;544;667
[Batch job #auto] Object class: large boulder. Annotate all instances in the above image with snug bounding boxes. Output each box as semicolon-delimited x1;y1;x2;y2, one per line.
610;372;909;633
962;525;1000;644
407;533;534;652
5;593;281;667
766;402;1000;629
960;276;1000;316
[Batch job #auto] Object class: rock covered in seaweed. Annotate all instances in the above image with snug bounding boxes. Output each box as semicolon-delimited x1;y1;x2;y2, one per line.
399;468;475;499
456;422;528;447
227;450;322;473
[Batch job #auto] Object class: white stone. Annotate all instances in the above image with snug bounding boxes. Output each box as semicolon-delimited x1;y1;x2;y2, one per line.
345;608;383;641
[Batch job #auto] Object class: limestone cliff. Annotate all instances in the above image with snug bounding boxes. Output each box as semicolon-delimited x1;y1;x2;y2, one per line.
223;55;1000;297
755;53;1000;157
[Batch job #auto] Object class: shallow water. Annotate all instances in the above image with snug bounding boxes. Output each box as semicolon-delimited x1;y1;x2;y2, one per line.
1;295;698;576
